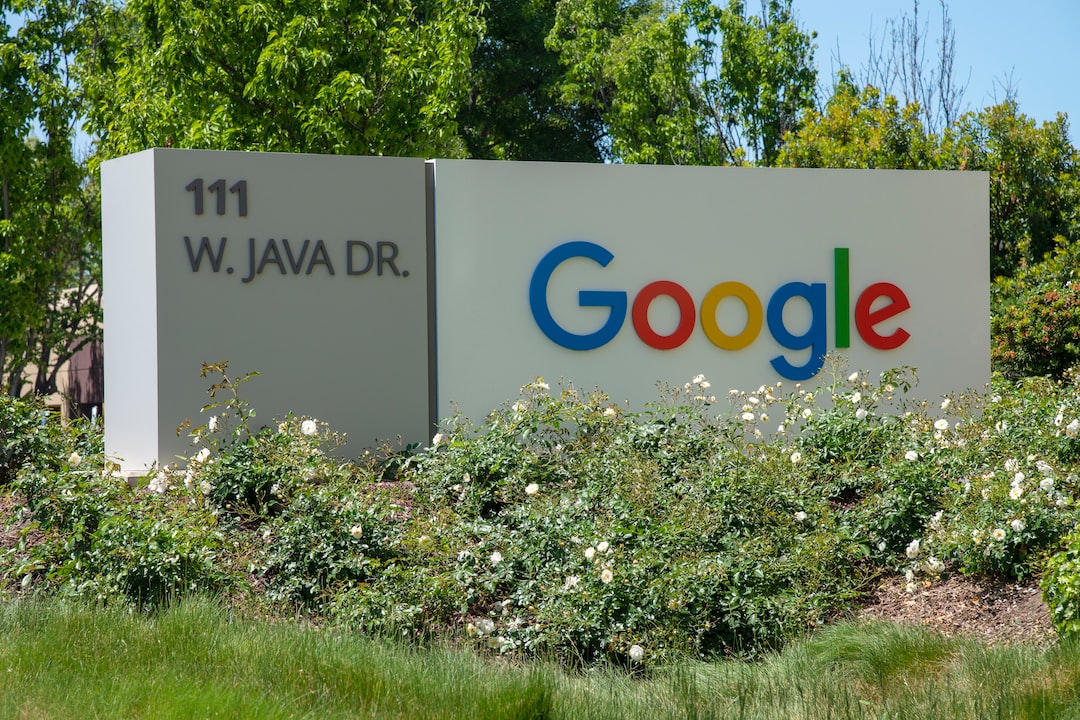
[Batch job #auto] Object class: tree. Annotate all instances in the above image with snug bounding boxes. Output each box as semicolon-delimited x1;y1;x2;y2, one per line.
718;0;817;165
83;0;486;159
0;1;102;400
777;71;938;170
860;0;967;136
458;0;604;162
545;0;817;165
944;102;1080;278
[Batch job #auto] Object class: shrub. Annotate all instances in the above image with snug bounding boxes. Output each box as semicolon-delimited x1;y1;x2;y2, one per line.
992;239;1080;379
0;395;57;486
1042;527;1080;638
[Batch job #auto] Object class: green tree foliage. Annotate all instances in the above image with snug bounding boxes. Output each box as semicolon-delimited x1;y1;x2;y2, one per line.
717;0;817;165
83;0;485;159
779;70;952;173
458;0;603;161
546;0;817;165
777;72;938;170
0;1;101;398
944;102;1080;278
780;78;1080;282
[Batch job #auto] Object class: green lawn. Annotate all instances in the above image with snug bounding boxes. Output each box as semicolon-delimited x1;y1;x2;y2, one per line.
2;598;1079;720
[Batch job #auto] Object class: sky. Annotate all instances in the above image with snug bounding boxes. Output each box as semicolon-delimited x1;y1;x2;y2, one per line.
794;0;1079;140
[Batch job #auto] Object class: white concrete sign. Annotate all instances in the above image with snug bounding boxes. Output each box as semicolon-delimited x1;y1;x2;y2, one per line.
103;151;988;470
102;149;431;472
433;161;988;424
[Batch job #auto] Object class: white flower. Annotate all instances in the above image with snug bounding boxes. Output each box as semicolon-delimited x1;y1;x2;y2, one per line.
511;401;527;414
699;381;711;389
992;528;1006;542
926;557;944;574
1010;485;1024;500
741;412;755;422
904;582;917;593
1040;478;1055;492
1010;519;1025;533
760;413;769;422
848;371;859;383
905;539;920;559
934;419;949;431
350;525;363;538
929;510;944;530
199;480;212;495
1055;410;1065;427
476;618;496;635
692;374;705;384
68;451;81;467
432;432;446;447
982;487;992;500
524;482;539;496
600;567;614;584
584;547;596;560
941;398;951;411
851;391;862;404
972;529;983;543
748;396;760;405
603;407;617;418
1005;458;1019;472
628;644;645;662
794;511;808;522
855;408;868;421
208;415;218;432
597;541;610;553
1036;460;1054;477
418;535;432;549
1068;419;1080;437
490;551;503;565
905;450;919;462
1013;471;1026;485
535;380;550;391
148;472;169;494
301;419;318;436
790;451;802;464
563;575;580;590
801;408;812;419
194;447;211;464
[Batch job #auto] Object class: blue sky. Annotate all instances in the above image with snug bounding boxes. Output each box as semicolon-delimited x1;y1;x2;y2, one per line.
794;0;1079;139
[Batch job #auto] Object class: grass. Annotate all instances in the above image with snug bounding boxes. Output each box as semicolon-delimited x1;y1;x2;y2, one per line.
2;598;1080;719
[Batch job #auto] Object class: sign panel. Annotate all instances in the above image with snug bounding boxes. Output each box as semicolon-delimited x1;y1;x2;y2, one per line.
103;149;431;472
433;160;989;425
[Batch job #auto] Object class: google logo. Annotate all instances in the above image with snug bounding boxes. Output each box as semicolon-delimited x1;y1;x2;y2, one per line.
528;241;911;381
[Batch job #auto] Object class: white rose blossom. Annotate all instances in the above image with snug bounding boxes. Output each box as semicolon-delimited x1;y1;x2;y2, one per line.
301;419;318;436
905;539;920;559
628;644;645;662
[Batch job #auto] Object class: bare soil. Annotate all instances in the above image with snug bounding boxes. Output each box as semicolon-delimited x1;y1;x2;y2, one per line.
857;572;1055;646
